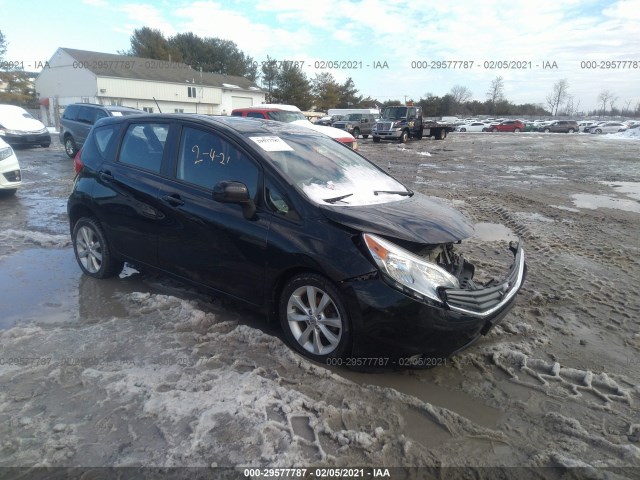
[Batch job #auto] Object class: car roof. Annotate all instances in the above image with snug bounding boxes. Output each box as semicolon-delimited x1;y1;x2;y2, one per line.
95;113;324;138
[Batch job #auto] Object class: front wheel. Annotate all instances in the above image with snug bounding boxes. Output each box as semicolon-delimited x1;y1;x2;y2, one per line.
568;128;575;133
399;130;409;143
514;128;521;132
595;129;602;134
352;128;360;138
460;128;466;132
279;273;351;362
491;128;498;132
544;128;550;133
72;217;123;278
362;134;369;139
41;142;51;148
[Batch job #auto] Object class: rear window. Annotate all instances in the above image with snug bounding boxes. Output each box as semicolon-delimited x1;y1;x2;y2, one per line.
81;123;122;170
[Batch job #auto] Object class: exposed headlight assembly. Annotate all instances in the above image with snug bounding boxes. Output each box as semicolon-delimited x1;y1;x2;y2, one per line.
363;233;459;303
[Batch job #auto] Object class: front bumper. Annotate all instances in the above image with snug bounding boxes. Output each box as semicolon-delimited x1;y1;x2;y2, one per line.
344;243;527;360
0;156;22;190
0;131;51;146
372;129;402;139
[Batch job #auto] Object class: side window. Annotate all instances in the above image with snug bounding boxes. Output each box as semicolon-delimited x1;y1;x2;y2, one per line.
118;123;169;173
247;112;265;119
231;111;243;117
177;127;259;197
77;107;95;124
81;123;122;170
93;109;108;124
62;104;79;120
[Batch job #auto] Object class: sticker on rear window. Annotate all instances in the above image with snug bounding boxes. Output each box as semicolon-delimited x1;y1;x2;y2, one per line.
111;112;123;116
249;136;294;152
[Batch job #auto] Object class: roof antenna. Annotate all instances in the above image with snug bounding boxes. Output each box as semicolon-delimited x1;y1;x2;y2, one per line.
153;97;162;113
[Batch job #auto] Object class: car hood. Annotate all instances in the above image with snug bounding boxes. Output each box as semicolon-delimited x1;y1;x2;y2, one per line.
319;193;475;244
290;120;355;141
0;113;46;132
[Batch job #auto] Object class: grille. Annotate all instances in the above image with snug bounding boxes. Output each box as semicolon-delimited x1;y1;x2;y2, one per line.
443;245;524;316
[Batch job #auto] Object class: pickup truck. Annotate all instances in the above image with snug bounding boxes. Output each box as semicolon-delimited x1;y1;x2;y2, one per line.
372;105;455;142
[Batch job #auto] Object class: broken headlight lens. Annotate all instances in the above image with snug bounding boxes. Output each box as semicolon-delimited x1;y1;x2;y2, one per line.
363;233;459;303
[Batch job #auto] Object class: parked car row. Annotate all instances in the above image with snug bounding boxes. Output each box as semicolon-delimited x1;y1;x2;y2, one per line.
455;118;636;134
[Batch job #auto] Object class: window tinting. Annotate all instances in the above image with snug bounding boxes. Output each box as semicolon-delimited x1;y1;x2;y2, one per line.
177;127;259;197
62;104;79;120
247;112;266;119
82;123;122;169
77;107;95;124
118;123;169;173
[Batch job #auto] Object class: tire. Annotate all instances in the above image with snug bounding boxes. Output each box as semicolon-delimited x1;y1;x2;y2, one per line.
72;217;123;279
435;128;446;140
399;130;409;143
595;129;602;134
460;128;466;132
514;128;521;132
373;136;380;143
41;142;51;148
568;128;575;133
352;128;360;138
544;128;550;133
491;128;498;132
64;136;78;158
362;134;369;139
279;273;351;362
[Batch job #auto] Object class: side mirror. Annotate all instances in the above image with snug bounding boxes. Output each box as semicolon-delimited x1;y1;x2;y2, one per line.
213;181;256;219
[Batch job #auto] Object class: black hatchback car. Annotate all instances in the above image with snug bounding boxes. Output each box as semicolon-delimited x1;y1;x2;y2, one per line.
68;114;526;364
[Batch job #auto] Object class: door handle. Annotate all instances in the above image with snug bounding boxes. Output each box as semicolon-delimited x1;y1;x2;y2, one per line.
162;194;185;206
99;170;113;181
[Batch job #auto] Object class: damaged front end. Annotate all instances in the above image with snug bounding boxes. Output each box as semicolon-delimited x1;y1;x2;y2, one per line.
362;232;526;330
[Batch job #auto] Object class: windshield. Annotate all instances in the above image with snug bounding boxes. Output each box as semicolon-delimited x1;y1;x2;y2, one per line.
249;132;409;206
381;107;407;120
267;111;307;123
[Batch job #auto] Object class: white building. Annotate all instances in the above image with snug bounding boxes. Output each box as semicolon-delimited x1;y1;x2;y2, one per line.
35;48;265;127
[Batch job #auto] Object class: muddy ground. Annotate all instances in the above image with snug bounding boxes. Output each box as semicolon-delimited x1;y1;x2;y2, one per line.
0;132;638;476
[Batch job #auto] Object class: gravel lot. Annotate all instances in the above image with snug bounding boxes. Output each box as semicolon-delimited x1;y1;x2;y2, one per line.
0;132;638;475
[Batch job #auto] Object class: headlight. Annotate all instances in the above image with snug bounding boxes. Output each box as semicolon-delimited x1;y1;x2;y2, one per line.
0;146;13;160
363;233;459;303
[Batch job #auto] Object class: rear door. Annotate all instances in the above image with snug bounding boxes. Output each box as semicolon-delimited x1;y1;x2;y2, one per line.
96;120;174;266
156;122;270;305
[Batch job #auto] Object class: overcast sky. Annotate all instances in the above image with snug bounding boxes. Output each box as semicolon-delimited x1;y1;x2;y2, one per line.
2;0;639;112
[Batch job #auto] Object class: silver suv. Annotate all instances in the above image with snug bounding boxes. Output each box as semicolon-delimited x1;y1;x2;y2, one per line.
59;103;141;158
332;113;379;139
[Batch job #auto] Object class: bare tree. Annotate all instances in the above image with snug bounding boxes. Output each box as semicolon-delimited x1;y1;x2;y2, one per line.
545;79;569;116
598;90;614;117
608;94;618;115
486;76;505;113
624;99;632;115
450;85;473;104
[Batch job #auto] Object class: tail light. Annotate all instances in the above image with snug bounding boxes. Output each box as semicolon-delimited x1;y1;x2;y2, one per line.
74;149;83;175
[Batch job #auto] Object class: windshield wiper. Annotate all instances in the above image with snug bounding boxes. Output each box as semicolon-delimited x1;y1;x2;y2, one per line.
373;190;414;196
323;193;353;204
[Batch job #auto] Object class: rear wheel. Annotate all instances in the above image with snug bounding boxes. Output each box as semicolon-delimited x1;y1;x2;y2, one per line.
41;142;51;148
279;273;351;362
64;136;78;158
514;128;521;132
568;128;575;133
72;217;123;278
362;134;369;139
460;127;467;132
544;128;550;133
595;128;602;134
372;136;380;143
491;127;498;132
